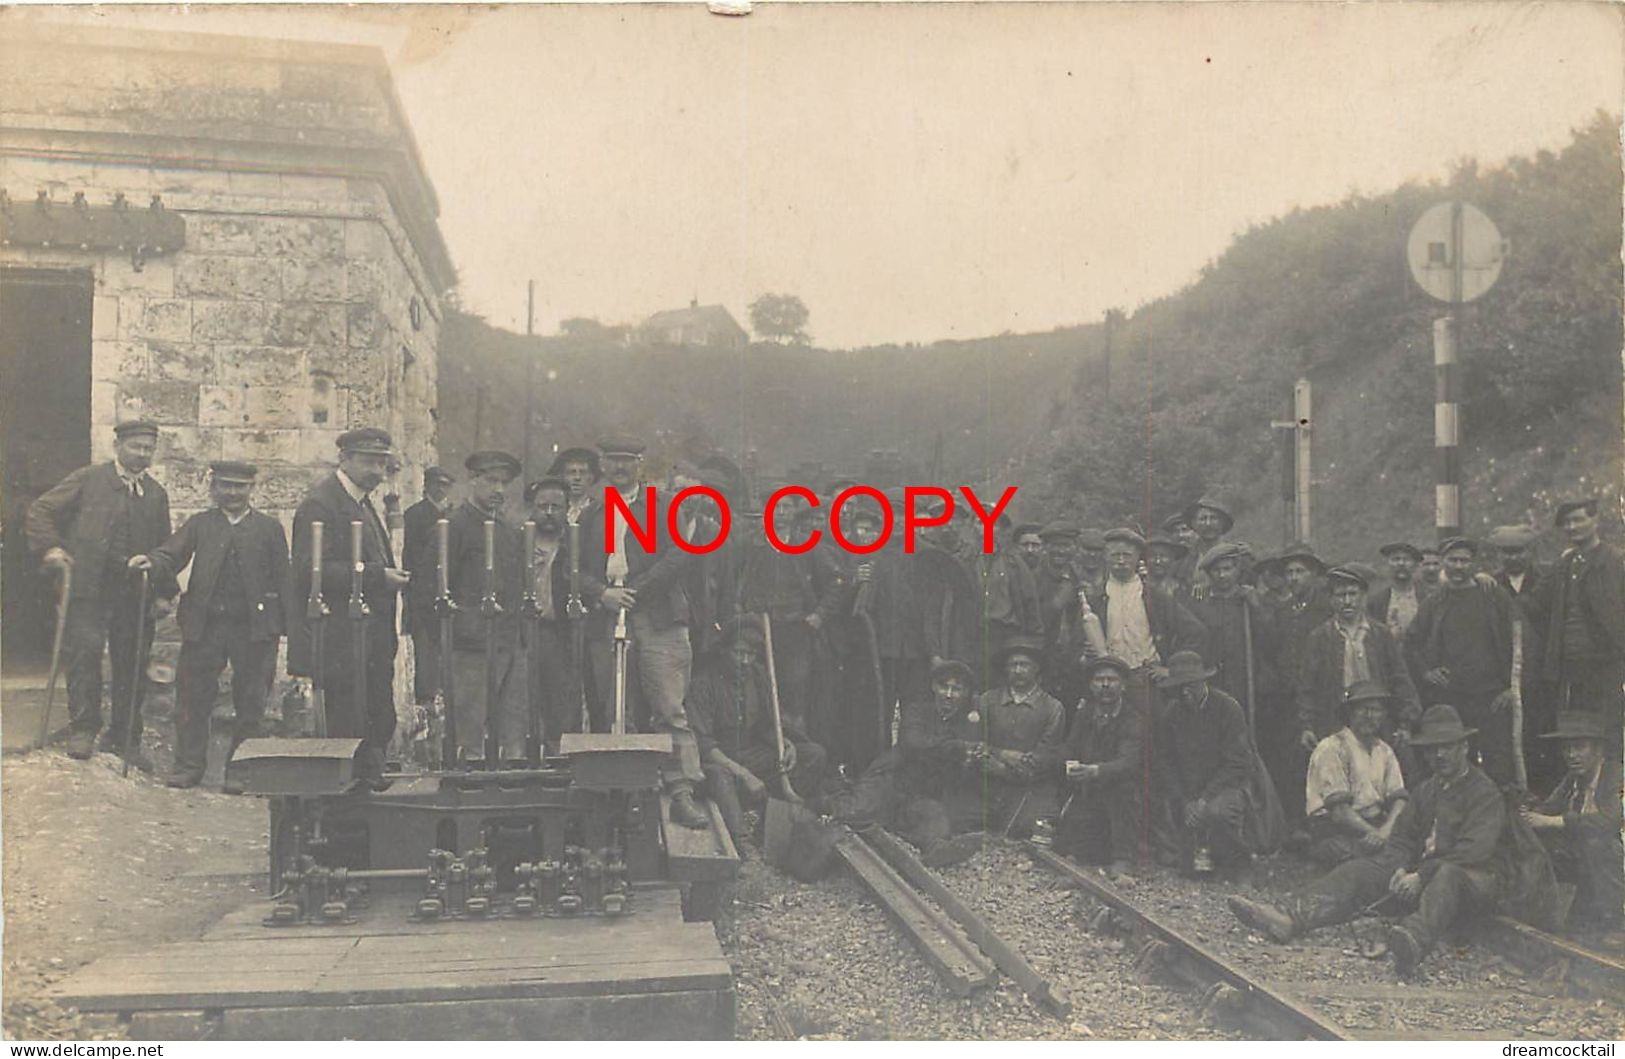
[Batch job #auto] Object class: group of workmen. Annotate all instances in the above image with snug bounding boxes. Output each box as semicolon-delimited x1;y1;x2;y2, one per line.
22;420;1625;975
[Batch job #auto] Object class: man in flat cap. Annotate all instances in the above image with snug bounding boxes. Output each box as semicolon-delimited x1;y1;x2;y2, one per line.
289;428;410;783
1543;497;1625;755
1369;542;1433;640
548;446;602;527
131;462;289;789
1301;681;1410;865
1161;513;1201;591
27;420;174;767
442;450;528;764
1418;545;1444;592
687;617;828;848
1521;711;1622;940
1057;656;1148;875
1228;704;1513;976
1158;650;1281;873
578;434;709;829
1295;565;1421;789
945;637;1067;839
402;466;456;710
1408;538;1521;787
969;514;1045;686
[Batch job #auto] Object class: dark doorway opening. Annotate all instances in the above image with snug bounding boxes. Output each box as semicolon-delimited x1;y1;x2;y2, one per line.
2;268;93;677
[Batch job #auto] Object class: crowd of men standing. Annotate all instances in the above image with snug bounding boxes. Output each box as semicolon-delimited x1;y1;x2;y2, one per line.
23;422;1625;973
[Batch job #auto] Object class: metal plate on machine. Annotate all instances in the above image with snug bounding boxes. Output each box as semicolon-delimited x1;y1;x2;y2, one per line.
559;733;671;790
229;738;362;795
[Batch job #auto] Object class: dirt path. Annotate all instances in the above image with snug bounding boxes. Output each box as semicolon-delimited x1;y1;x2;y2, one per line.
2;750;267;1040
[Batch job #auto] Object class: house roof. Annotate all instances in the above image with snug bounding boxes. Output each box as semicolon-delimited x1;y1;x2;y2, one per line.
639;304;746;336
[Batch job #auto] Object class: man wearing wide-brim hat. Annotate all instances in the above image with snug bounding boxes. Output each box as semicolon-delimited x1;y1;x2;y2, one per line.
402;466;456;710
1407;536;1521;787
131;461;289;789
27;419;176;768
1369;541;1433;639
1301;681;1409;866
943;637;1066;839
1157;650;1283;873
288;428;411;782
1543;496;1625;757
1183;495;1235;600
1521;711;1622;938
442;451;529;764
1189;540;1278;717
1056;656;1148;874
1228;703;1511;976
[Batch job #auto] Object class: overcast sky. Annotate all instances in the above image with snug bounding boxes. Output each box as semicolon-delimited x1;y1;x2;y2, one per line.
24;2;1625;347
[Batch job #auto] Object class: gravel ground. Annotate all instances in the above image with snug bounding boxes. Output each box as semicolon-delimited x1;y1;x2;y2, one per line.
720;836;1238;1040
2;749;266;1040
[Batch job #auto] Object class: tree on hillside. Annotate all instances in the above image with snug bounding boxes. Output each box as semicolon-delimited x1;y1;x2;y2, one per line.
749;293;811;345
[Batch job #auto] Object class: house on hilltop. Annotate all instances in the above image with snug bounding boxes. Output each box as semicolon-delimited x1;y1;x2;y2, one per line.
636;300;747;349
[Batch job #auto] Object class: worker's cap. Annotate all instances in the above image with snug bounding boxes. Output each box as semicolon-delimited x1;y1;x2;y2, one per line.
1145;531;1189;557
1486;525;1537;549
209;460;258;483
1199;540;1251;571
1326;564;1370;591
1438;536;1478;557
929;658;975;686
1278;541;1325;573
548;447;601;477
1342;680;1392;707
1102;527;1146;550
524;476;570;504
1555;497;1600;524
993;636;1046;672
1080;655;1133;682
597;435;647;458
1013;522;1045;541
113;419;160;440
464;450;522;480
1157;651;1218;687
1039;520;1081;541
1379;542;1423;561
1160;512;1192;533
423;466;456;487
337;427;394;455
1077;528;1108;551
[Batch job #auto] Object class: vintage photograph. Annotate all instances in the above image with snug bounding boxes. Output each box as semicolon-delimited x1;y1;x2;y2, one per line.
1;1;1622;1043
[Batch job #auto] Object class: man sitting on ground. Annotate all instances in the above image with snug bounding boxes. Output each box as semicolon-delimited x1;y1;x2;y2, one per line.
1521;710;1623;943
1303;681;1409;865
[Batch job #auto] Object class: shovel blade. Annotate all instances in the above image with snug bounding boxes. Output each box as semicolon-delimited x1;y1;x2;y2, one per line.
764;797;796;869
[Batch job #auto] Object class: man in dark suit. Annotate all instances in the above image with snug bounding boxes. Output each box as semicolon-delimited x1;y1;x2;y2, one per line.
1521;711;1622;938
132;462;289;789
288;428;410;781
1542;497;1625;756
523;477;585;754
27;419;174;767
1489;524;1557;788
401;466;455;709
1368;542;1434;640
578;435;708;829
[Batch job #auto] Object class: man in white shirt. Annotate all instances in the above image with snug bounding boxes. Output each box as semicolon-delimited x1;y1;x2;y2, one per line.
1303;681;1409;865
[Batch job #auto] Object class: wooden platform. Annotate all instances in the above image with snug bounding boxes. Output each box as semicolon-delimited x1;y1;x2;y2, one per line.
46;887;735;1040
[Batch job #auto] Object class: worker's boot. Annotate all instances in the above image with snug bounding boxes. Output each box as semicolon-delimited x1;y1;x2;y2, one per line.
1387;924;1424;977
65;730;96;760
669;790;709;830
1226;895;1297;944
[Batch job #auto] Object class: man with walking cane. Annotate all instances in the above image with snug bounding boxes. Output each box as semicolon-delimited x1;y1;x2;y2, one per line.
289;428;408;786
26;419;173;770
129;461;289;789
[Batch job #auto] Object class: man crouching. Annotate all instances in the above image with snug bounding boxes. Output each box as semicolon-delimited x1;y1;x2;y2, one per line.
1227;704;1508;976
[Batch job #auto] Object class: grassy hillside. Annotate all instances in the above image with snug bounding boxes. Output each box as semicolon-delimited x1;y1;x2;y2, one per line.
437;112;1621;562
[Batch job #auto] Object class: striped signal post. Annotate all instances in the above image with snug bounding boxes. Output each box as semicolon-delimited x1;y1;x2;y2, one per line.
1406;201;1506;541
1434;316;1461;537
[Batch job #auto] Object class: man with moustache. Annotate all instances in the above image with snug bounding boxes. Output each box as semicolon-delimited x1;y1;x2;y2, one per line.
1521;711;1622;938
1541;497;1625;754
288;428;411;783
946;637;1066;839
1087;527;1206;719
1488;523;1556;787
1056;656;1148;875
402;466;455;709
1296;565;1421;756
1189;541;1278;718
1408;538;1520;787
1014;522;1046;573
522;477;586;753
1301;681;1410;865
27;420;175;769
1368;542;1432;639
131;461;289;789
1035;521;1086;708
1145;532;1192;602
1184;496;1235;600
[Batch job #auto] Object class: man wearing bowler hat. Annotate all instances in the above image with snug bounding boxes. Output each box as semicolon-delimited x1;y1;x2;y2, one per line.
27;419;175;768
1408;537;1520;786
289;428;410;783
1521;710;1622;938
1542;497;1625;755
1057;655;1148;874
444;450;528;763
578;434;709;829
131;461;289;789
402;466;456;709
1228;704;1510;976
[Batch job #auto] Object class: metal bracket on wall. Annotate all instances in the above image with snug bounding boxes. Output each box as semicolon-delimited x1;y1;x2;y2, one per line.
0;190;186;271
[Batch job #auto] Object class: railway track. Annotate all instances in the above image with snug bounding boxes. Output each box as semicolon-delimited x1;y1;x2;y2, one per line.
1027;844;1625;1041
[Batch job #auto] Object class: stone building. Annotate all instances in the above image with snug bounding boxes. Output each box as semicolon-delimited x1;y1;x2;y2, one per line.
0;23;454;666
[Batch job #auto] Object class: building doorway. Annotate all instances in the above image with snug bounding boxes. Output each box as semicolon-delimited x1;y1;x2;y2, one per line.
1;268;93;676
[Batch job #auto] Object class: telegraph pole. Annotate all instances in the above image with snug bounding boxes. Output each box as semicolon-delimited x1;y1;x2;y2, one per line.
524;279;536;479
1270;379;1311;545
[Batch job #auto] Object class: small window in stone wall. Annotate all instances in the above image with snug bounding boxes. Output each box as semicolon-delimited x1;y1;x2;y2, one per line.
310;371;334;425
